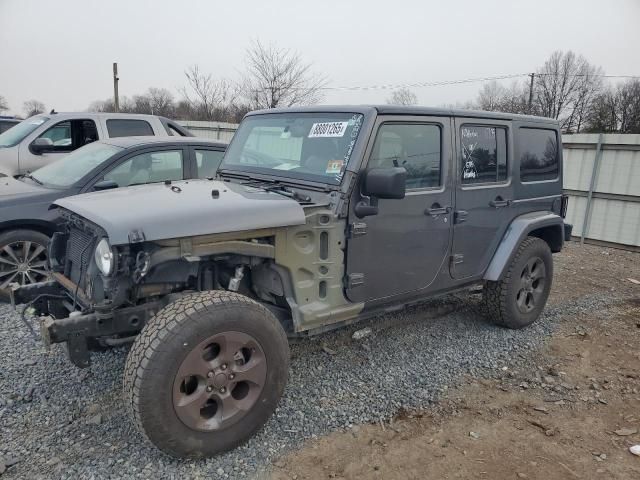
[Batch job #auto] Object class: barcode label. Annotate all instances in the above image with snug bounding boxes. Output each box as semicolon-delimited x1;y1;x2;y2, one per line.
308;122;349;138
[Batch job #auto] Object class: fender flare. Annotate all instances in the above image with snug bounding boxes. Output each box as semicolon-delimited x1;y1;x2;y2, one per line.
483;211;564;281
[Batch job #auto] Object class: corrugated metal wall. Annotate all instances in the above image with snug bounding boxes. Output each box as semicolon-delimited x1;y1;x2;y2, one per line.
178;120;238;143
563;133;640;248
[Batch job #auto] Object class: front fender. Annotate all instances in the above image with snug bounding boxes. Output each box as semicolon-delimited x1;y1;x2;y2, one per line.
483;212;564;281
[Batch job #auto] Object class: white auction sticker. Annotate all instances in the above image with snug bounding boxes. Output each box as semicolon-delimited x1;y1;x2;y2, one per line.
308;121;348;138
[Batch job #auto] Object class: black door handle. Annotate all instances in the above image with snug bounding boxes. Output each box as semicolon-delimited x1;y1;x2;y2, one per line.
489;196;511;208
425;203;451;217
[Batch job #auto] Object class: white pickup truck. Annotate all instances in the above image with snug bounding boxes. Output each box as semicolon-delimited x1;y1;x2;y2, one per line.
0;112;192;177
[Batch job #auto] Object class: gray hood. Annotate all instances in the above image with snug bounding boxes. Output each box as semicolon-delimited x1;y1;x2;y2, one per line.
54;179;307;245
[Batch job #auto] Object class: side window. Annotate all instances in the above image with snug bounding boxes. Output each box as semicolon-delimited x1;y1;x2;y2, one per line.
103;150;183;187
80;120;99;145
460;125;507;185
370;123;441;189
106;119;154;138
39;121;72;150
0;121;17;134
195;149;225;178
519;128;559;182
37;119;99;151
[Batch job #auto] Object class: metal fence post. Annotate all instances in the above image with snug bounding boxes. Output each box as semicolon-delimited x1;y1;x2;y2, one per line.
581;133;604;244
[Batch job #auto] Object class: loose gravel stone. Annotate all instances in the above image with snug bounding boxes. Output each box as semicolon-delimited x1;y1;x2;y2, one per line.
0;290;619;479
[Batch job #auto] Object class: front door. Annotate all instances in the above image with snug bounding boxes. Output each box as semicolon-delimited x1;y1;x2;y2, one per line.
346;117;453;303
451;118;513;279
20;119;100;173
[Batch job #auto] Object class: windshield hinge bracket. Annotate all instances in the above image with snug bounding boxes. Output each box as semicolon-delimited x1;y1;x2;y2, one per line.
350;222;368;237
346;273;365;289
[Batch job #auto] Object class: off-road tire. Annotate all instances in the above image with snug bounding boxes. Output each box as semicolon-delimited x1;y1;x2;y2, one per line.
0;229;50;300
123;291;289;458
483;236;553;329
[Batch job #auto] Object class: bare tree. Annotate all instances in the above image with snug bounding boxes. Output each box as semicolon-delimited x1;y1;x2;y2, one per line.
129;88;176;116
386;88;418;106
88;96;133;113
0;95;8;114
23;99;45;117
586;79;640;133
241;40;327;109
476;81;507;111
180;65;238;121
475;80;530;114
146;87;175;117
615;79;640;133
534;51;604;132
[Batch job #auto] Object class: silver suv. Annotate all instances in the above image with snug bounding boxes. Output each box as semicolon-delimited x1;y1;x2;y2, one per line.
0;112;191;177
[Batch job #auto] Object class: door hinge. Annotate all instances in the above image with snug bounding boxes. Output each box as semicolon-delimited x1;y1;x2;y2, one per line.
350;222;368;237
451;254;464;265
346;273;365;288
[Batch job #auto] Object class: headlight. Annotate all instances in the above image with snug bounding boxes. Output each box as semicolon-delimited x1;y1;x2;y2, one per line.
94;238;114;276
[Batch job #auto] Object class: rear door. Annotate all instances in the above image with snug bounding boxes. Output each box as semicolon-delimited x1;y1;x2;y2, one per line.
451;118;513;279
345;115;454;303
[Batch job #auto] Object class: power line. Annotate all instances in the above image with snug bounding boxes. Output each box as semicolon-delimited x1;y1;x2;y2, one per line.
318;73;528;91
314;73;640;92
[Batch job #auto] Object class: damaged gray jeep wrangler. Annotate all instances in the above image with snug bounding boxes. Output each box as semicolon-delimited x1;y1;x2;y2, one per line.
13;106;571;457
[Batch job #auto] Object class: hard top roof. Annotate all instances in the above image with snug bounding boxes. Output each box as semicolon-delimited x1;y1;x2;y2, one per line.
246;105;557;124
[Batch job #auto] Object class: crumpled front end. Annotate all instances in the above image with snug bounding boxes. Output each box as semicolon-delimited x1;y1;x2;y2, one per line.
12;211;168;367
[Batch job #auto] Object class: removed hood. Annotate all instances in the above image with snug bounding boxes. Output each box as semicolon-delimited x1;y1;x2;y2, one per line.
54;179;307;245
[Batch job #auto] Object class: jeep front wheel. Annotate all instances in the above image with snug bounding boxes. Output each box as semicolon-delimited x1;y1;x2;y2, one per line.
123;291;289;458
483;236;553;329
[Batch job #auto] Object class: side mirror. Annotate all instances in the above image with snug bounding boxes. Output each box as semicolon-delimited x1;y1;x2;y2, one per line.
355;167;406;218
363;167;407;199
93;179;119;191
30;137;54;155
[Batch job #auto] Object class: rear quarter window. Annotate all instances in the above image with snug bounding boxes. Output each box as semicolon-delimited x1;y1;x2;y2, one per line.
519;128;559;182
106;119;154;138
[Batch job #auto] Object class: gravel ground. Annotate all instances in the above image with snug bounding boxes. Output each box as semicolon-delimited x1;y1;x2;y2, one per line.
0;245;627;479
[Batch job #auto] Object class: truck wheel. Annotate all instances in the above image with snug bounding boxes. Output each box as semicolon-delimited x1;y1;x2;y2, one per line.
483;236;553;329
123;291;289;458
0;229;50;293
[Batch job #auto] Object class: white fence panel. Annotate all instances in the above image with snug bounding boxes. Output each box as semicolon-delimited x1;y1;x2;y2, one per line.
563;133;640;249
178;121;238;143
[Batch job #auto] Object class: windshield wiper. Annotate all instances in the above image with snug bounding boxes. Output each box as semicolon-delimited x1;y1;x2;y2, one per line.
242;179;312;203
21;173;43;186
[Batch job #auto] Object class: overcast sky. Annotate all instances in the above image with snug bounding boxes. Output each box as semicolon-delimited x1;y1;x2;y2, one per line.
1;0;639;117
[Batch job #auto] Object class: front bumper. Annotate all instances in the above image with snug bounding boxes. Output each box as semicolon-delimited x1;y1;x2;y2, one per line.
11;277;169;368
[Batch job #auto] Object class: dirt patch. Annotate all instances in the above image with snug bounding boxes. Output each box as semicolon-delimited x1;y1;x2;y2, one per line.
269;243;640;480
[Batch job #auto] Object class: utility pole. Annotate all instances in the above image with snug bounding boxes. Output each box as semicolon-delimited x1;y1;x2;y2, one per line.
113;62;120;112
528;72;535;114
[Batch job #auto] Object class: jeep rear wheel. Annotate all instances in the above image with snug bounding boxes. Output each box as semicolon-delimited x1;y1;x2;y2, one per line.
123;291;289;458
483;236;553;329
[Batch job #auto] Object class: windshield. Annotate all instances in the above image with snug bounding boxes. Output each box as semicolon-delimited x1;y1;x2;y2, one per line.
220;112;365;185
0;116;49;147
30;142;122;188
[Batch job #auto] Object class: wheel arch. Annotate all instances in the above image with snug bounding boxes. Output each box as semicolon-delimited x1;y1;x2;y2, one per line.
484;212;564;282
0;220;57;238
